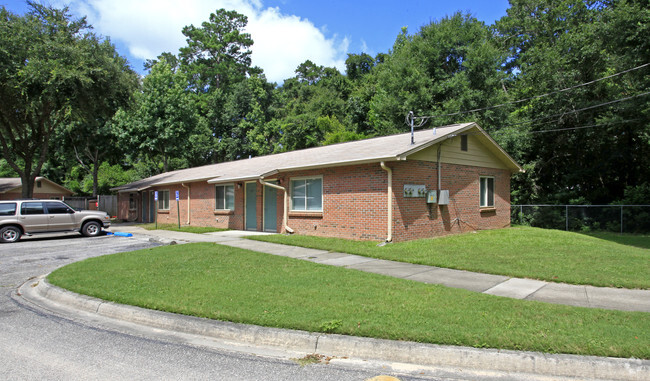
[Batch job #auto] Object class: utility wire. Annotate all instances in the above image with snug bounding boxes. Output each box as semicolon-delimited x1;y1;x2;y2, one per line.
409;90;649;135
407;62;649;126
501;91;650;128
493;118;640;137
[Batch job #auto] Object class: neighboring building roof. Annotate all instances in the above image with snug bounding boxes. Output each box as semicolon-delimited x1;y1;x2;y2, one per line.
0;177;73;195
112;122;523;192
0;178;22;193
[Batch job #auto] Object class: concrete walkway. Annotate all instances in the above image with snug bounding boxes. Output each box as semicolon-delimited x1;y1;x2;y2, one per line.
112;225;650;313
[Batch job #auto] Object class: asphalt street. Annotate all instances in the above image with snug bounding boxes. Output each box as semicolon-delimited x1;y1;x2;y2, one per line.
0;233;470;381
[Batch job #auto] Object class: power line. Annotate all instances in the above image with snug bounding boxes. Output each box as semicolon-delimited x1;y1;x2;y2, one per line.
502;91;650;128
411;91;649;134
493;118;640;137
407;62;649;126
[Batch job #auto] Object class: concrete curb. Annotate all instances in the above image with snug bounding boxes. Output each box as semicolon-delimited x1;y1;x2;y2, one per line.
20;276;650;381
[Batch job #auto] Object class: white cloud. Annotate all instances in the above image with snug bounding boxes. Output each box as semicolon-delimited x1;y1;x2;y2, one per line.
64;0;349;83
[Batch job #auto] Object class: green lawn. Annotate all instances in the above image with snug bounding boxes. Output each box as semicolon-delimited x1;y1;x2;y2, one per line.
585;231;650;250
48;243;650;359
138;223;227;234
248;227;650;289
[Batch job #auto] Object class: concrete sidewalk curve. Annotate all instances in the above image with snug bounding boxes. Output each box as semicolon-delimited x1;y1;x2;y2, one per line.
17;276;650;381
111;225;650;313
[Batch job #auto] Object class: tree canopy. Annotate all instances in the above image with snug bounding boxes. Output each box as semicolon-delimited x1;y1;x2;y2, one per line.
3;2;648;206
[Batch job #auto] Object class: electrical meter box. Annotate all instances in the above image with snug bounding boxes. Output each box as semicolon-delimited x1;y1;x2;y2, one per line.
426;190;437;204
438;190;450;205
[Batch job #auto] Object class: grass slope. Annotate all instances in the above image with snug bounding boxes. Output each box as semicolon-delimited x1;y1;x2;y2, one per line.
48;243;650;359
248;227;650;289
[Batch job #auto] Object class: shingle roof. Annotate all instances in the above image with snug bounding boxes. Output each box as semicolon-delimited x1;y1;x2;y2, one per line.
0;177;73;195
112;122;522;192
0;178;22;193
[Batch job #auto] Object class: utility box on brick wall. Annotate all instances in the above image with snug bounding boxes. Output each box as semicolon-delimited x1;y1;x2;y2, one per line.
426;190;437;204
438;190;450;205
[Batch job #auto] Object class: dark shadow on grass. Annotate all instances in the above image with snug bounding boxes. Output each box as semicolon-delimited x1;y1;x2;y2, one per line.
582;232;650;250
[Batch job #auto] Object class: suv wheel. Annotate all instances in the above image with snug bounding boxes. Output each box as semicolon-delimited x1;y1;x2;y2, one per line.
81;221;101;237
0;226;22;243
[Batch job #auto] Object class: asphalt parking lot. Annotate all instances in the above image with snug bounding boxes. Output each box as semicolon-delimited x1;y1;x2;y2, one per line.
0;232;161;287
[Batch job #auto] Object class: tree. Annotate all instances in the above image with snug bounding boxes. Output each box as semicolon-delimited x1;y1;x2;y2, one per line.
116;60;204;173
0;3;132;198
366;13;510;136
345;53;375;80
497;0;650;204
65;38;139;196
179;8;254;92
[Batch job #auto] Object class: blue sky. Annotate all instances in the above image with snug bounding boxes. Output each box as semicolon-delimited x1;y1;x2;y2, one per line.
2;0;511;82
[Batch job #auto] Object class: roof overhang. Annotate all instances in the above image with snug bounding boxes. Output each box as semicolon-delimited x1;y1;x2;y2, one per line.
206;157;402;184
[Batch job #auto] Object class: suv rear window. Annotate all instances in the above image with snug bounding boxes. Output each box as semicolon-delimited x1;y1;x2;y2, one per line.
0;203;17;216
21;202;45;215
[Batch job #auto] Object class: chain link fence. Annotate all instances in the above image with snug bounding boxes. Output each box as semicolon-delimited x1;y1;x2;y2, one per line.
511;205;650;234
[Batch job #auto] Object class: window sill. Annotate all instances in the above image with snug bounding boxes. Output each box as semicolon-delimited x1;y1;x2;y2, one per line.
158;210;170;214
214;209;234;215
288;211;323;218
480;207;496;213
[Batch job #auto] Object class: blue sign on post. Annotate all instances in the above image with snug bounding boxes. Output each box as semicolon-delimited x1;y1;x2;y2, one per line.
175;191;181;228
154;191;159;229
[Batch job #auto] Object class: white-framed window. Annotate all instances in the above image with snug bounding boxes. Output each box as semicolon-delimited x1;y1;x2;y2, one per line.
158;190;170;210
290;176;323;211
215;184;235;210
479;176;494;208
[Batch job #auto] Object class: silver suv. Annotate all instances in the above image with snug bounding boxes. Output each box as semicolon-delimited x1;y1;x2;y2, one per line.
0;200;111;243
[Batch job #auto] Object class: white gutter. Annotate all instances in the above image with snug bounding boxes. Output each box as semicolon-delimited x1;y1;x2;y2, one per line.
380;162;393;242
259;177;294;234
181;183;191;225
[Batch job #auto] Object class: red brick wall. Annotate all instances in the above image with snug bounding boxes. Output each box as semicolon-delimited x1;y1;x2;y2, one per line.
283;164;388;241
115;160;511;241
390;161;511;241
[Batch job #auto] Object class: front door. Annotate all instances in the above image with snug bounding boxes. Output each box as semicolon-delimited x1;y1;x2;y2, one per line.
263;183;277;232
142;192;149;222
245;182;257;231
149;191;156;222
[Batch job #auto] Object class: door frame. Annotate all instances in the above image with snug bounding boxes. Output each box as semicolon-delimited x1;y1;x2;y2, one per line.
244;181;257;231
141;192;148;222
263;181;278;232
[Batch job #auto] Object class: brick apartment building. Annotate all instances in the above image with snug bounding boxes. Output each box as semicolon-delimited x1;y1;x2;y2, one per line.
113;123;522;242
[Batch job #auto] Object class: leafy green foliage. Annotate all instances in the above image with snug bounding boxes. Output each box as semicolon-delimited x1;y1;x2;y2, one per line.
179;8;254;92
65;162;138;195
115;60;206;173
4;2;647;207
496;0;650;204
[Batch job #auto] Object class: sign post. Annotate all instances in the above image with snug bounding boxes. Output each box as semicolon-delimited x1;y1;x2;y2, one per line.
175;190;180;229
154;191;158;229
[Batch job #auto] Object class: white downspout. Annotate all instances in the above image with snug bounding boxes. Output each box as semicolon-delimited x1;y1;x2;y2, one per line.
181;183;191;225
259;177;294;234
380;162;393;242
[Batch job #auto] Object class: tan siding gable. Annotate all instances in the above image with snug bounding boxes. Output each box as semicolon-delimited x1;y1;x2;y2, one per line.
35;180;67;194
408;134;508;170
